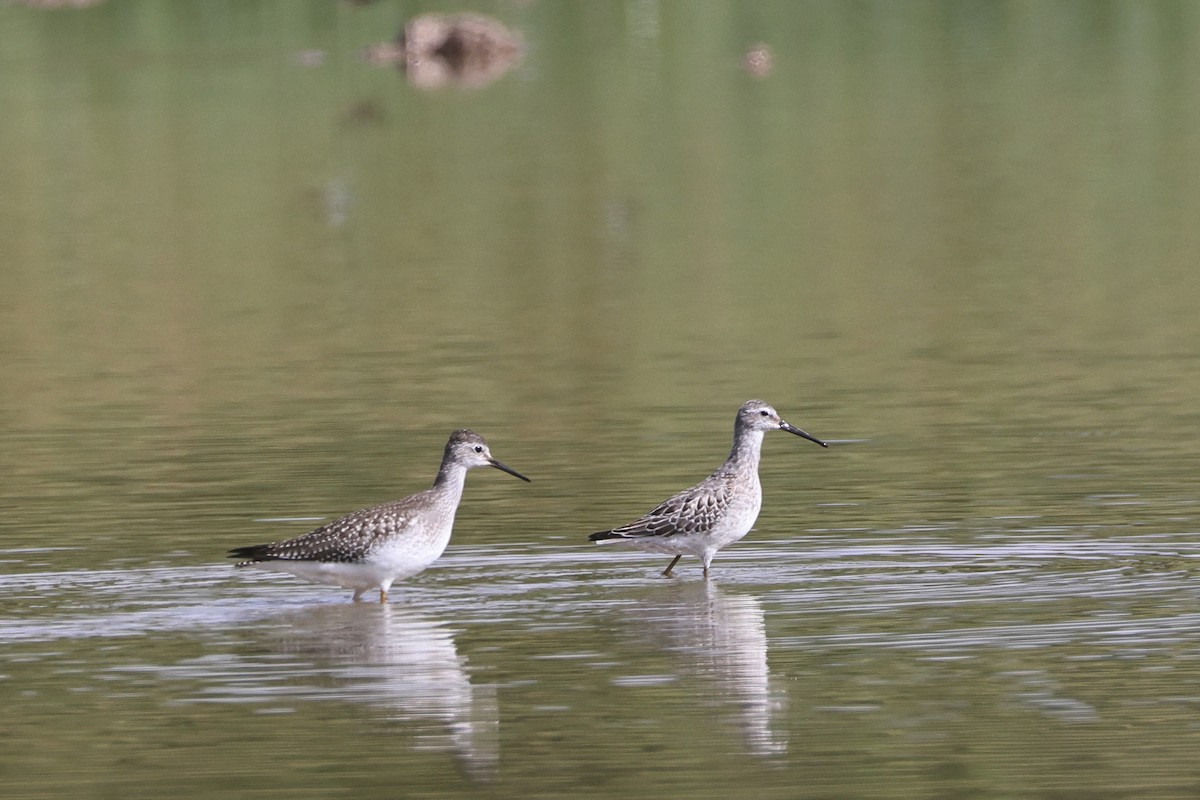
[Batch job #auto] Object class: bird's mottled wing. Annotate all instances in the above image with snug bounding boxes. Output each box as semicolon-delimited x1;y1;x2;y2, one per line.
230;500;414;563
604;479;732;539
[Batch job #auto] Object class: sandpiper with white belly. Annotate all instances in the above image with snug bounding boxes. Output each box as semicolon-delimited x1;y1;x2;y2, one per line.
588;400;827;578
229;429;530;602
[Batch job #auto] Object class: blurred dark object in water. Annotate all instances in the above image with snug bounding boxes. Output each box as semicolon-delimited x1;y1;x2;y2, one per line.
363;13;523;90
340;100;386;128
743;43;774;79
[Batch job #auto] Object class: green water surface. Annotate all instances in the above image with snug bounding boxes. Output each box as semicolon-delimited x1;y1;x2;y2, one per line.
2;2;1199;798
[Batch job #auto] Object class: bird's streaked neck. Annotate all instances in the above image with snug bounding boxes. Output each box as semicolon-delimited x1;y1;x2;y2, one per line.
432;461;469;498
722;425;765;473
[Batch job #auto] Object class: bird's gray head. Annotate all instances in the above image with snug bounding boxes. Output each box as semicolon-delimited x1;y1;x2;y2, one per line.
445;429;532;481
737;400;828;447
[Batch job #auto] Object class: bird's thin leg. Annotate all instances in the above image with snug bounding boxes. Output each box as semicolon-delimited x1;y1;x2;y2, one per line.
352;589;364;603
662;555;682;577
703;566;710;579
379;588;388;603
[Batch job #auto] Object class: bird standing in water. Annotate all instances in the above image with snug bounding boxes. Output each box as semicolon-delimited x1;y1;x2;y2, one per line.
588;401;827;577
229;429;530;602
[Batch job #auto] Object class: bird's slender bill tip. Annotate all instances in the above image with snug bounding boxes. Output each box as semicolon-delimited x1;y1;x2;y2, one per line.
490;458;532;481
781;422;829;447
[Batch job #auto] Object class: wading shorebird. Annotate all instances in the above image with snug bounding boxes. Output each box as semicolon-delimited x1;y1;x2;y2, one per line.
588;400;827;578
229;429;530;602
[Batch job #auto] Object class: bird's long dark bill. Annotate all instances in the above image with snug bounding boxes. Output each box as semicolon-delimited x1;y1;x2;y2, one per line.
781;422;829;447
489;458;532;481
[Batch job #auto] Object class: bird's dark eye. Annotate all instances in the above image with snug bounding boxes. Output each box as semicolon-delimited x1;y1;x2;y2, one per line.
760;409;769;416
474;445;483;453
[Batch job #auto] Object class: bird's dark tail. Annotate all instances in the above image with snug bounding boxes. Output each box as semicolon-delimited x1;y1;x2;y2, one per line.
588;531;623;543
227;544;275;563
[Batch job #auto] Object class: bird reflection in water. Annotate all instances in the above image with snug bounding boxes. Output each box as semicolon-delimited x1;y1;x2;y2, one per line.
626;581;787;756
255;603;498;779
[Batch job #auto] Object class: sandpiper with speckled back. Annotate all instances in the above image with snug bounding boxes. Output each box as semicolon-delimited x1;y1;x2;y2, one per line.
228;429;530;602
588;400;827;577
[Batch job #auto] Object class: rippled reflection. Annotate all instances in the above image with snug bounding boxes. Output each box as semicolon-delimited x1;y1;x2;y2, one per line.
629;582;786;756
229;604;498;779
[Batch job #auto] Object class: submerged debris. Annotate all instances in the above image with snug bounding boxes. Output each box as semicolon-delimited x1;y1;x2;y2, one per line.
742;43;774;79
339;100;386;128
364;12;523;90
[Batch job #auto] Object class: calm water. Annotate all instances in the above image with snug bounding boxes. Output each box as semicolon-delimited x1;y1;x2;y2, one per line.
3;1;1200;798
